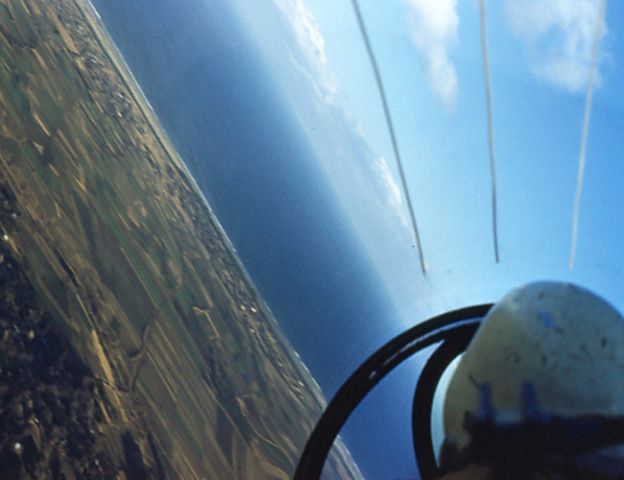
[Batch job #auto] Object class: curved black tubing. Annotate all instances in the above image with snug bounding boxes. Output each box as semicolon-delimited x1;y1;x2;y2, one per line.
294;304;491;480
412;321;482;478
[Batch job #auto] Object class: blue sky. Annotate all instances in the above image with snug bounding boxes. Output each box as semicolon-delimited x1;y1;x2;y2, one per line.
231;0;624;322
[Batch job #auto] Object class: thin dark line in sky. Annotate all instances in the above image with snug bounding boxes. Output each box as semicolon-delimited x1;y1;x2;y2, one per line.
350;0;427;275
569;0;607;270
479;0;500;264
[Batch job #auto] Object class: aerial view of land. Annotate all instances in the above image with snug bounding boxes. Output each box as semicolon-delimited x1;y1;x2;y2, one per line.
0;0;362;478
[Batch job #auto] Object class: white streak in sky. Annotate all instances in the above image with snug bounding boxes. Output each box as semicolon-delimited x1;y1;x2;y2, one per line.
505;0;608;92
569;0;607;270
403;0;459;110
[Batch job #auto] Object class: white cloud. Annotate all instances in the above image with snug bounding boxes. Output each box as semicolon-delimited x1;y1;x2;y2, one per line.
373;156;410;228
271;0;412;233
272;0;339;103
505;0;608;92
403;0;459;109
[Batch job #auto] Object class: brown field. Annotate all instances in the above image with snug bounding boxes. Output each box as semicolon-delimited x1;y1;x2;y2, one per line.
0;0;361;478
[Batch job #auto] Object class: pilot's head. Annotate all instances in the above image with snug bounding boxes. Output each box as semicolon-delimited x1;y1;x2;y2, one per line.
439;282;624;479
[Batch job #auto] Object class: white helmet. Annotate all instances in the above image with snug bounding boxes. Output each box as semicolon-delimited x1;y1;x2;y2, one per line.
443;281;624;458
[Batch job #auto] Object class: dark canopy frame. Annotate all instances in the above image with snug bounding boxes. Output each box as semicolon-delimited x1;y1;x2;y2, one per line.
294;304;492;479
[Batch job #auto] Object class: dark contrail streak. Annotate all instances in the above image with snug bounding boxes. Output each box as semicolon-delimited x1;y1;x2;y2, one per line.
350;0;427;275
479;0;500;264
